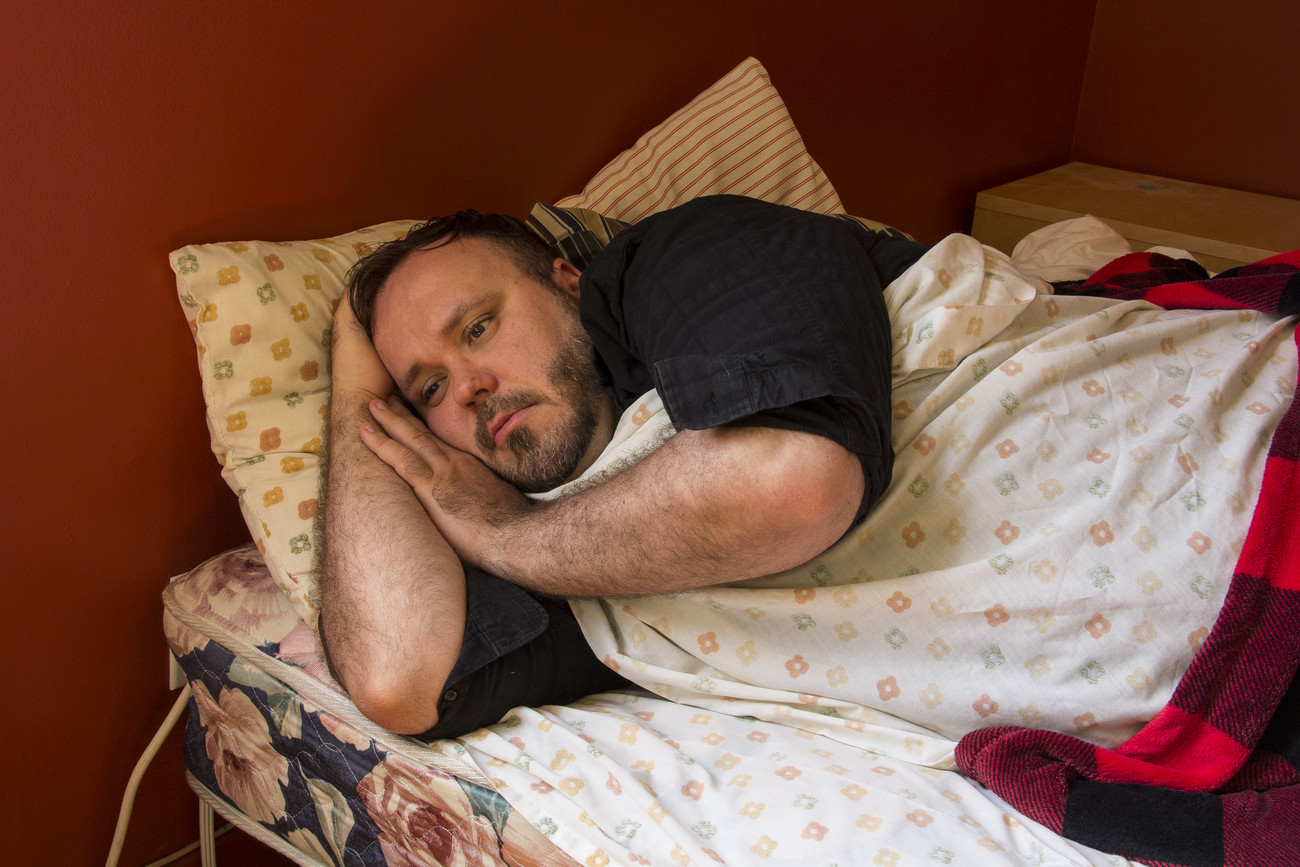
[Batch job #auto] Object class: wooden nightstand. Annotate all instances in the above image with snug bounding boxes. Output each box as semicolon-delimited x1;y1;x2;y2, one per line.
971;162;1300;272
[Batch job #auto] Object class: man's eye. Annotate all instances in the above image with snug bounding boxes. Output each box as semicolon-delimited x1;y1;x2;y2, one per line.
421;379;443;404
468;317;491;341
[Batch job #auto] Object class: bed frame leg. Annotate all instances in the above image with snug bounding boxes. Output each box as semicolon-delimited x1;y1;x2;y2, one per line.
199;798;217;866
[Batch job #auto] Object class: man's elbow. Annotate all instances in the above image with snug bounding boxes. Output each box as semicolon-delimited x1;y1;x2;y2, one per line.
760;440;864;549
319;613;449;735
348;674;443;735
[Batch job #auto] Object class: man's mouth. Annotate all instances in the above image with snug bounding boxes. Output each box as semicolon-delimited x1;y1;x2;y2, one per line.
489;405;531;447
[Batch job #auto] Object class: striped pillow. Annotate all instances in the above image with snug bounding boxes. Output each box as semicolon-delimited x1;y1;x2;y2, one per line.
557;57;844;221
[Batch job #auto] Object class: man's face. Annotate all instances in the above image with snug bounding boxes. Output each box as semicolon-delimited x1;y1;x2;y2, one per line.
371;238;614;493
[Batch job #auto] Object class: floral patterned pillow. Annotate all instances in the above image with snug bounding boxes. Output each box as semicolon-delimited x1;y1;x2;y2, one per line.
172;222;416;625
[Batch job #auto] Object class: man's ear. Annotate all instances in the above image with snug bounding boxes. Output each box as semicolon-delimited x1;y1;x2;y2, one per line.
552;258;583;299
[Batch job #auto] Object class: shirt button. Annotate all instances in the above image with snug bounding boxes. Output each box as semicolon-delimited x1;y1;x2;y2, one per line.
442;688;458;703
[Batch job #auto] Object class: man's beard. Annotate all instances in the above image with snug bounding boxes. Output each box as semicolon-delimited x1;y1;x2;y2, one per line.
472;327;606;493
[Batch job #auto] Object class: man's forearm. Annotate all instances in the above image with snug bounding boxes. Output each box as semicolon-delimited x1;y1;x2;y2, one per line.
319;390;467;735
472;425;865;598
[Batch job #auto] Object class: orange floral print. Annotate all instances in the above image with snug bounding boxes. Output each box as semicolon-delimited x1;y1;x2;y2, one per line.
230;323;252;345
927;638;951;660
876;676;901;701
1084;613;1111;638
906;809;934;828
1187;532;1212;554
841;783;868;800
995;439;1019;458
1127;667;1153;692
901;521;925;548
784;655;810;678
263;254;284;271
715;753;740;770
697;632;720;654
972;694;999;718
994;520;1019;545
885;591;911;613
1090;520;1115;546
984;603;1010;627
736;640;758;665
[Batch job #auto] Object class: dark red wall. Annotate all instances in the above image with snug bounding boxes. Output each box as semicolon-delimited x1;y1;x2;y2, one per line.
15;1;1250;864
1074;0;1300;201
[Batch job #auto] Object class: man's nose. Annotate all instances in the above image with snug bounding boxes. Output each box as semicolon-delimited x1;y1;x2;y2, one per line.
451;365;498;407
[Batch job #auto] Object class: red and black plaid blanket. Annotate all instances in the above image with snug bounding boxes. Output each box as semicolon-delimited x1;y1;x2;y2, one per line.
955;250;1300;866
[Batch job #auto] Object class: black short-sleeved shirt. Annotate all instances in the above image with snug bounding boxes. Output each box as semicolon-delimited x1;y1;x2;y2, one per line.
578;194;929;518
427;195;931;735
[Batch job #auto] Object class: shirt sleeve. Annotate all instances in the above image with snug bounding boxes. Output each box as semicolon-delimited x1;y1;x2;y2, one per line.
578;195;926;512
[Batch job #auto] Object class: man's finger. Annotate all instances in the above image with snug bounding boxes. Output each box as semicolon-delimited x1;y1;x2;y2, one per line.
359;421;440;488
369;399;447;458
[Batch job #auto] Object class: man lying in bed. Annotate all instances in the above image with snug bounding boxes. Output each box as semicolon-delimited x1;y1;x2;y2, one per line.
318;195;929;737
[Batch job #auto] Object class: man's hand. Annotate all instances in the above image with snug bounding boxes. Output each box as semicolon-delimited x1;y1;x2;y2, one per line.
361;395;532;567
